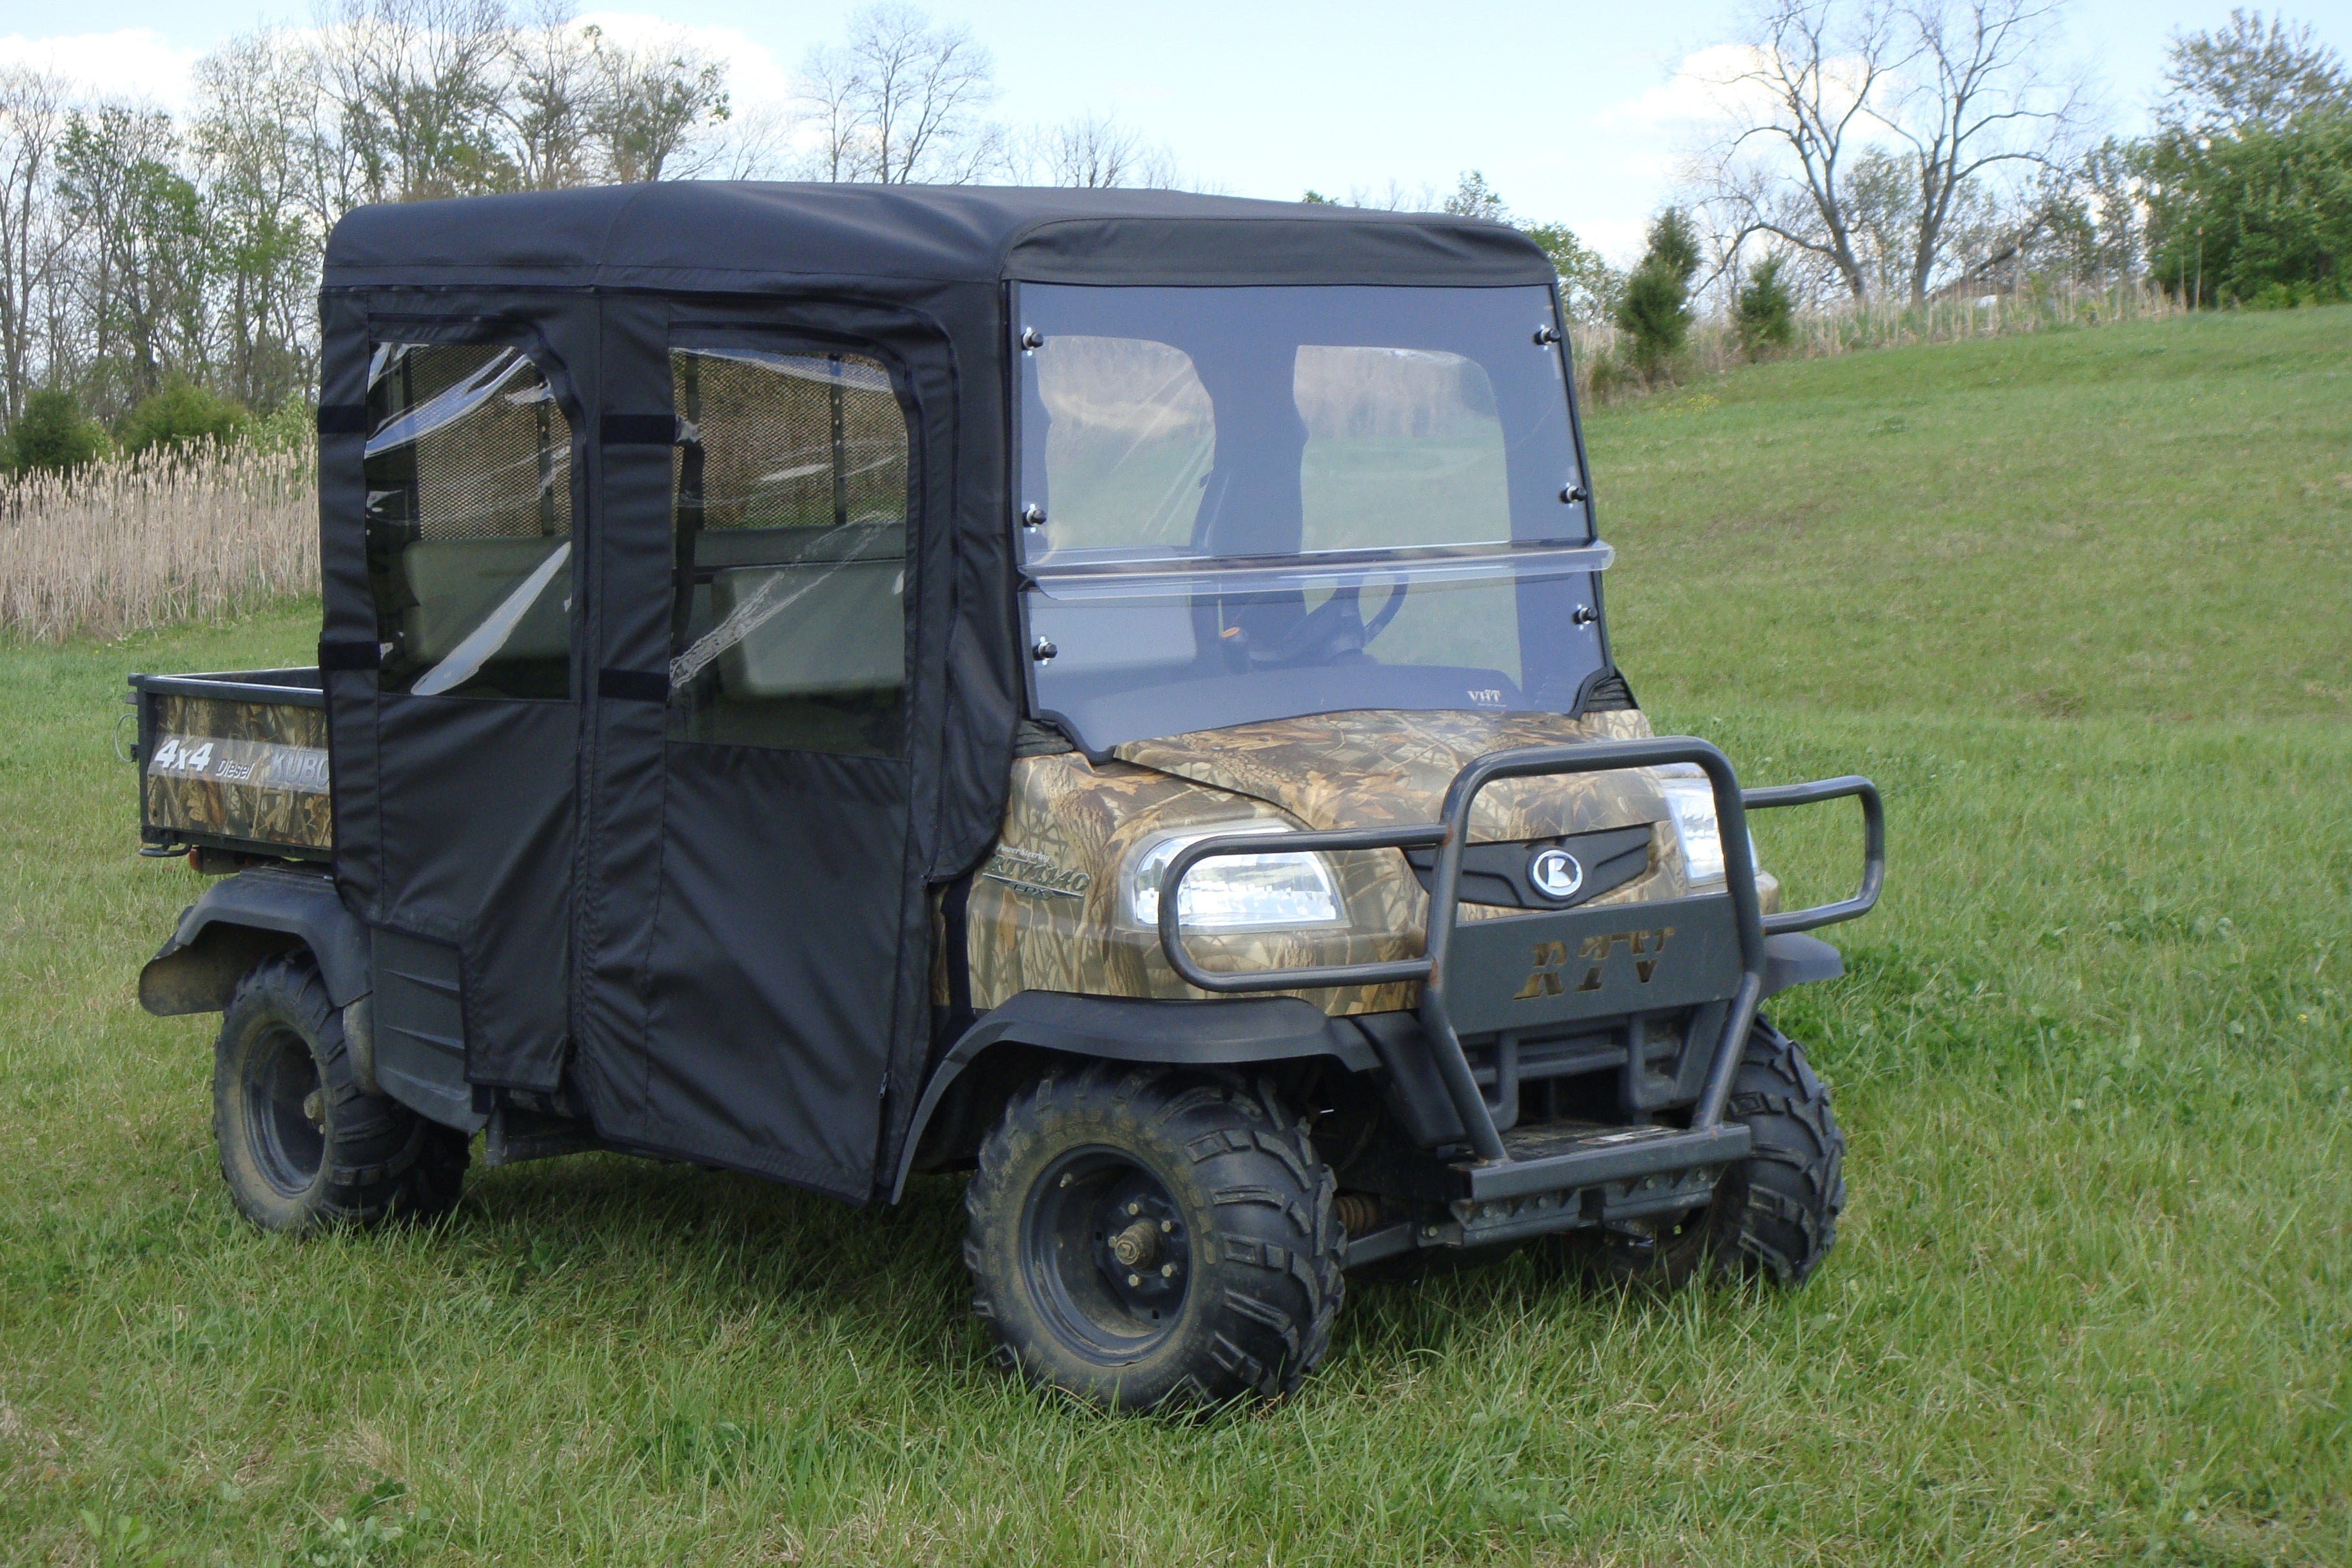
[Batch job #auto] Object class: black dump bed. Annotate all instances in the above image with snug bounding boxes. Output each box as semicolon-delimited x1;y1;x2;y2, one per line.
128;669;331;861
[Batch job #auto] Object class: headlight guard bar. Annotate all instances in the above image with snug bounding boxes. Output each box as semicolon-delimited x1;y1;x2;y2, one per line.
1155;738;1883;1165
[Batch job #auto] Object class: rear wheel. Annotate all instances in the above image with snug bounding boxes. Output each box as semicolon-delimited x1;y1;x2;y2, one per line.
1560;1017;1845;1291
213;952;469;1235
963;1062;1344;1411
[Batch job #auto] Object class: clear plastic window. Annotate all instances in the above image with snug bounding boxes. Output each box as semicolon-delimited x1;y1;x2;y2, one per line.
364;343;574;699
1031;335;1213;556
1296;346;1510;551
1014;284;1606;750
666;347;908;758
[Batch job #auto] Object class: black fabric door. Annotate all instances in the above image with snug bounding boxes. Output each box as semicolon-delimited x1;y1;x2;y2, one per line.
324;316;591;1095
580;322;926;1200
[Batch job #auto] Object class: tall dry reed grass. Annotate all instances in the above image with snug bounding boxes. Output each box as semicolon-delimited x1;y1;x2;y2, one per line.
1569;278;2190;402
0;438;317;644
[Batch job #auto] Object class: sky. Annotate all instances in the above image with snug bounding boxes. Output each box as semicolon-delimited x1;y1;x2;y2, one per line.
0;0;2343;262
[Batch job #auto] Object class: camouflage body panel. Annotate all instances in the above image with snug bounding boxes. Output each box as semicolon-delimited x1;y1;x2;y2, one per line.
1113;708;1668;842
963;708;1779;1016
142;693;333;853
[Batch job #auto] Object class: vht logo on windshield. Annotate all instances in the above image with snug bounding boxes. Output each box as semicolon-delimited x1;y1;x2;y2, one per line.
1513;926;1675;1000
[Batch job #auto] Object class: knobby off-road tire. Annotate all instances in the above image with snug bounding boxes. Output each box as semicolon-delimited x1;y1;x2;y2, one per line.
963;1062;1345;1412
1564;1017;1845;1291
213;952;469;1235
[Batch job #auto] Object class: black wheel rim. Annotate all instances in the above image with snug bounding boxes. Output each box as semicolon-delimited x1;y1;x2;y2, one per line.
1020;1146;1192;1362
242;1022;325;1197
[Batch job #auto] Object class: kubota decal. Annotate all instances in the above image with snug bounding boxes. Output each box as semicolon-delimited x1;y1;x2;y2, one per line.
146;735;331;794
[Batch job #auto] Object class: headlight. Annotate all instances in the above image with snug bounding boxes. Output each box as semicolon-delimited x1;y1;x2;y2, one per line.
1127;824;1344;931
1653;765;1757;887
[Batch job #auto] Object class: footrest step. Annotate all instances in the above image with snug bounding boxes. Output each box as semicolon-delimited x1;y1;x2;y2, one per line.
1455;1119;1750;1202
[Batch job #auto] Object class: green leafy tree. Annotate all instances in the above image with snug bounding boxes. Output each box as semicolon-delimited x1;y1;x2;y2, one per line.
2159;8;2351;137
57;107;217;416
2139;12;2352;304
1616;208;1701;376
120;376;250;456
1735;255;1797;358
1521;221;1622;323
6;389;109;476
1442;170;1509;223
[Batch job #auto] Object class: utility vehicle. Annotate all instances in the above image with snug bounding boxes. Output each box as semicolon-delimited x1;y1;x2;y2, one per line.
131;185;1882;1410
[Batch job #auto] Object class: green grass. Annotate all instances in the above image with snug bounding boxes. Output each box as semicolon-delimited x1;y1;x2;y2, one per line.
3;308;2347;1565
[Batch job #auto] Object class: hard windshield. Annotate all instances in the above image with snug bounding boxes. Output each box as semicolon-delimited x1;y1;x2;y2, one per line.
1017;284;1607;749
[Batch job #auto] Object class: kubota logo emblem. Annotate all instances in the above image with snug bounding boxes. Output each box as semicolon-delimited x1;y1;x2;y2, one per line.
1514;926;1676;1000
1527;847;1583;901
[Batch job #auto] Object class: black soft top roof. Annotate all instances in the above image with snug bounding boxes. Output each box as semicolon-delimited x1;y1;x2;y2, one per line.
322;182;1555;291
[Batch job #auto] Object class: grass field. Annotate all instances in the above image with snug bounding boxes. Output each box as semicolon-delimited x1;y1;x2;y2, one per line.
3;307;2346;1565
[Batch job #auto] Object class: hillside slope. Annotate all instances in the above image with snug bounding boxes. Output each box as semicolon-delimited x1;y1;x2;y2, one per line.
1586;306;2352;721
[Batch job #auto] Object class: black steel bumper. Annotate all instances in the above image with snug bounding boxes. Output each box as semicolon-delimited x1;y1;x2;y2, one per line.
1157;737;1884;1244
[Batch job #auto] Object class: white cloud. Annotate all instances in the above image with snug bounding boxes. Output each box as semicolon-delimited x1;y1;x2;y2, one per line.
0;28;201;107
574;11;798;113
1593;43;1776;141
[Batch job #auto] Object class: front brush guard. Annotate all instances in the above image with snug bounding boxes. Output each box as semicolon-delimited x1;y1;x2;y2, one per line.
1157;738;1884;1183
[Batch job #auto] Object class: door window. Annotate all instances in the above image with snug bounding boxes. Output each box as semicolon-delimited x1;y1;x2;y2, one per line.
364;343;576;699
667;346;909;758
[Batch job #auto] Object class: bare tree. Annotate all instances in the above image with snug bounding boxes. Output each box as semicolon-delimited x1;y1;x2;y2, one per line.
581;25;730;182
500;0;596;190
0;68;68;420
1692;0;2094;304
192;30;338;407
707;100;796;181
315;0;515;202
1887;1;2091;302
793;4;1003;184
1023;113;1176;188
1695;0;1905;302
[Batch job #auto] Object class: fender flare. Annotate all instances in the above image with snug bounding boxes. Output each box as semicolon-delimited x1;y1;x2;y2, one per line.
138;867;372;1018
888;990;1378;1202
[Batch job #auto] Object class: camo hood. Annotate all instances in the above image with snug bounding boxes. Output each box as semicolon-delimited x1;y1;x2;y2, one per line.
1109;707;1667;843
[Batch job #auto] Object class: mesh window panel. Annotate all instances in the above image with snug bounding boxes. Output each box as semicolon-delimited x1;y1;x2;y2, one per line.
677;350;907;534
372;345;571;540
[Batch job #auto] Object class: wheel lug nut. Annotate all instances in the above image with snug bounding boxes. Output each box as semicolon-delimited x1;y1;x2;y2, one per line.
302;1090;324;1124
1159;1219;1173;1233
1127;1272;1142;1287
1161;1262;1176;1278
1126;1202;1141;1216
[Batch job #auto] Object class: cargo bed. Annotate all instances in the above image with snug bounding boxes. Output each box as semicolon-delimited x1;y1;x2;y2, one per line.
128;669;331;861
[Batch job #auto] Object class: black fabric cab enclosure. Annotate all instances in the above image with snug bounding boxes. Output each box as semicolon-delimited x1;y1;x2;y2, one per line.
315;183;1554;1202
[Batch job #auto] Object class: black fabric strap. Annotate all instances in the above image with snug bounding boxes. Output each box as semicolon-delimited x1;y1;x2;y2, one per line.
315;404;369;436
600;413;674;446
318;638;381;671
598;667;669;703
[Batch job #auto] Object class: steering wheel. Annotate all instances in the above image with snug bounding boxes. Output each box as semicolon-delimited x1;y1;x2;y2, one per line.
1231;578;1409;669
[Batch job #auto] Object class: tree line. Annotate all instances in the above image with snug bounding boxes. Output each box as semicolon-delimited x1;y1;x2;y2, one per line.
1610;3;2351;376
0;0;1186;469
0;0;2343;467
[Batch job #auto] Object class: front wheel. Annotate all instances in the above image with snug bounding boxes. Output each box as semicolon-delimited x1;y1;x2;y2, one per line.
1560;1017;1846;1291
963;1063;1344;1411
213;952;470;1235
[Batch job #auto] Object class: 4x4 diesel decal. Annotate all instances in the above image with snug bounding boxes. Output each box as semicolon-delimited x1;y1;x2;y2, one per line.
1514;926;1676;1000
